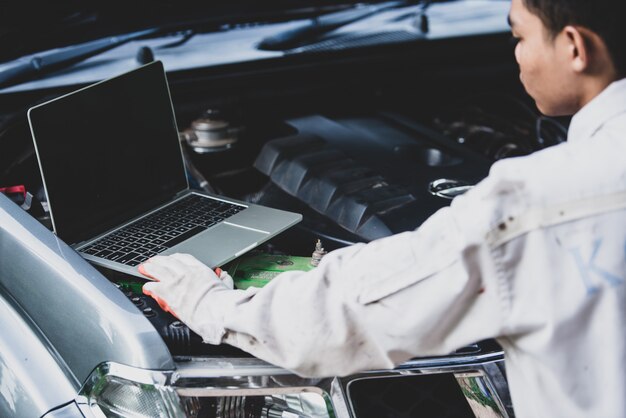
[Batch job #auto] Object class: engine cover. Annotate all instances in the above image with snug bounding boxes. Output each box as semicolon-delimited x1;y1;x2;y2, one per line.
254;113;491;241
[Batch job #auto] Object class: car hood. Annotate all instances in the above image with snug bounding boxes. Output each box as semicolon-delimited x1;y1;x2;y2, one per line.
0;0;512;93
0;1;374;63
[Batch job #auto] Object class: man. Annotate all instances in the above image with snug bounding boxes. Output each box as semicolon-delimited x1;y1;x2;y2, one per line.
139;0;626;416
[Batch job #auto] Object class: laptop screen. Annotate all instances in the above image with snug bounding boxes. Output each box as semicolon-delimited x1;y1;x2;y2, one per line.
28;61;188;245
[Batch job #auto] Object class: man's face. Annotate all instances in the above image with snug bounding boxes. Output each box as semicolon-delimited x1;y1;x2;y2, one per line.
509;0;579;116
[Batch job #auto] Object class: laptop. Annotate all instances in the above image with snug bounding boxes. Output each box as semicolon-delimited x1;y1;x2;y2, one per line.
27;61;301;278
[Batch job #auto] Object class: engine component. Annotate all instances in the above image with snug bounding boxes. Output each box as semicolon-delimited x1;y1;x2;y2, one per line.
181;109;241;153
0;183;50;225
225;252;316;290
255;133;416;240
428;178;474;200
254;114;490;241
310;239;327;267
430;94;568;160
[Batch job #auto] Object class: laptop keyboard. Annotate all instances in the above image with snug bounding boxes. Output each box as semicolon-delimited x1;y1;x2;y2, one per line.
79;194;245;267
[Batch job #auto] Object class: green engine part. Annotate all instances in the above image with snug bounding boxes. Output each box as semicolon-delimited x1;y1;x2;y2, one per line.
116;278;145;295
225;253;315;290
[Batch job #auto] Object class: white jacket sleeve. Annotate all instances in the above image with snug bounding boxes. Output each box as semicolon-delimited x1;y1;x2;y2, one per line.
210;180;512;377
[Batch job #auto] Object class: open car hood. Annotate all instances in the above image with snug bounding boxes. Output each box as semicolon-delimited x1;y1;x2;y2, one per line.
0;1;380;63
0;0;512;93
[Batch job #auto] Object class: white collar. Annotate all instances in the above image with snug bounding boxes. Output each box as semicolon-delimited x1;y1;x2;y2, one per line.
567;77;626;143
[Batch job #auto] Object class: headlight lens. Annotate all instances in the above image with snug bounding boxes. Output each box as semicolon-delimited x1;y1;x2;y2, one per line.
86;375;185;418
80;363;335;418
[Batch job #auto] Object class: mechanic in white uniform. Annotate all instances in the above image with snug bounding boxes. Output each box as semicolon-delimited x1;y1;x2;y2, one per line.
139;0;626;416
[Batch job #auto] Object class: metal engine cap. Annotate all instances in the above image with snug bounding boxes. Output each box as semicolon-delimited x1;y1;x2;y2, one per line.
182;109;240;153
428;178;474;200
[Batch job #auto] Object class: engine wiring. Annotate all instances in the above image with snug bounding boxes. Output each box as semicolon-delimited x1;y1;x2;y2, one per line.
432;92;568;161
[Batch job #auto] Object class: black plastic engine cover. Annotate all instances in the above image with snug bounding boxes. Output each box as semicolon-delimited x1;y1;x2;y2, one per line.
254;114;491;241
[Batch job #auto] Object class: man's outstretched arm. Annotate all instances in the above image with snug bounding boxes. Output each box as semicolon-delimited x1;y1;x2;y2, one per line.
139;189;509;378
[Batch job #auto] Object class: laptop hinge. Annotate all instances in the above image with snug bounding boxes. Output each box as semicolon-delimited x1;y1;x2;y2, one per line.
175;190;190;199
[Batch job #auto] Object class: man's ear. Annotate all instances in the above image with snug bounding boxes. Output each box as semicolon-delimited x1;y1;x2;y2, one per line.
562;25;589;73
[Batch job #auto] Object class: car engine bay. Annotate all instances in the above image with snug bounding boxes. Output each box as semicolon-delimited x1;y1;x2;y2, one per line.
0;31;568;417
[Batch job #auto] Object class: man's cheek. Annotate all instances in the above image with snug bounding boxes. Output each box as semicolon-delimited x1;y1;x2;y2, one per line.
519;72;531;95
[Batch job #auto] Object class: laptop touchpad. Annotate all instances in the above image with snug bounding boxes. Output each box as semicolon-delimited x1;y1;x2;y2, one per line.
165;223;268;268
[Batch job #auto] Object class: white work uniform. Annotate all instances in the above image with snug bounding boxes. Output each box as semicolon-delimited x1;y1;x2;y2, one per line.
193;79;626;418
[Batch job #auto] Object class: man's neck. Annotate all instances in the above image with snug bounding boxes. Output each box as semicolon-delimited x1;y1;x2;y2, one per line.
577;52;620;111
575;73;619;113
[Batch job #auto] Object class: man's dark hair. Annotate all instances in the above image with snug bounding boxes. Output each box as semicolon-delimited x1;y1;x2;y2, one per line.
522;0;625;77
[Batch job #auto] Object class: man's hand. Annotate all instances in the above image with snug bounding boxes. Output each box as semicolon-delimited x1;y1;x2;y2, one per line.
139;253;233;320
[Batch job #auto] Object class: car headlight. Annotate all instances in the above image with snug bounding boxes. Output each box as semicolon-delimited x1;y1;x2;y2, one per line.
79;362;335;418
83;373;184;417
